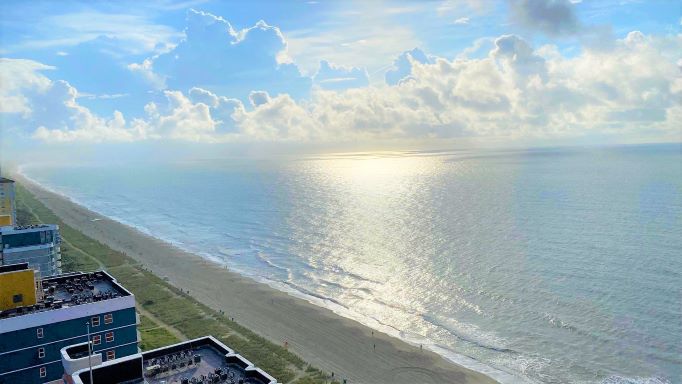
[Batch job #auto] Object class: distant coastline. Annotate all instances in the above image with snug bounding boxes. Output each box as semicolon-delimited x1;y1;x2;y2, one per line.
15;171;502;384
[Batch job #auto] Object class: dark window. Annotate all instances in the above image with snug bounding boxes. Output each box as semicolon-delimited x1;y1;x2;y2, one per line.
12;294;22;303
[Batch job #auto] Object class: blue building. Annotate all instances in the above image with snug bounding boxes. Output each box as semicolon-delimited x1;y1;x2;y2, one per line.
1;224;62;277
0;265;139;384
62;336;278;384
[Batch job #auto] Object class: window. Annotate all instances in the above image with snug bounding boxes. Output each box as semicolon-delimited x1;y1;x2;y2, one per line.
38;347;45;358
39;367;46;378
12;294;23;303
104;313;113;324
36;328;43;339
106;350;115;360
92;335;101;345
105;331;114;343
91;316;100;327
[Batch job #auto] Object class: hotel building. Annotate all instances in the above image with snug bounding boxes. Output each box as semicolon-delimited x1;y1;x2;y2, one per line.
0;178;16;227
1;224;62;277
0;264;139;384
61;336;277;384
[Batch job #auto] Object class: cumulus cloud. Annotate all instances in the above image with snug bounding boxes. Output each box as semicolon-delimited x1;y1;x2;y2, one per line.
132;9;311;100
313;60;369;90
509;0;579;36
385;48;435;85
29;81;145;142
3;31;680;145
0;59;144;142
0;59;53;114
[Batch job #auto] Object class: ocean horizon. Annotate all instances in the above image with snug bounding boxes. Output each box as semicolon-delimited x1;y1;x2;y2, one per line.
19;143;682;384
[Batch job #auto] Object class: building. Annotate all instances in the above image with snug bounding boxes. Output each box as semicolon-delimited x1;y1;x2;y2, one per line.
0;178;16;227
62;336;277;384
1;224;62;277
0;264;140;384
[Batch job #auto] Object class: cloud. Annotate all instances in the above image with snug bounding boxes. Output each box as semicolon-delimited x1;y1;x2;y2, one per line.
4;32;680;146
286;2;421;77
0;59;54;114
453;17;470;25
133;9;311;100
509;0;579;36
385;48;435;85
30;80;145;142
313;60;369;90
3;11;180;54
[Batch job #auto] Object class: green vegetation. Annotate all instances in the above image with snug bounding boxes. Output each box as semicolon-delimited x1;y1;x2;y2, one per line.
15;183;337;384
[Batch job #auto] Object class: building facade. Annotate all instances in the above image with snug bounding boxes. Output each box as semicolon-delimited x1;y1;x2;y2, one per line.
63;336;278;384
0;178;16;227
1;224;62;277
0;266;139;384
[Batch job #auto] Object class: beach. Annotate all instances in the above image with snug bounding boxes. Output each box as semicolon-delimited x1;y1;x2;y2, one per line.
17;174;498;384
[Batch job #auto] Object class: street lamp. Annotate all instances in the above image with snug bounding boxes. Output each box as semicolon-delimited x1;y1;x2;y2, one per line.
86;322;94;384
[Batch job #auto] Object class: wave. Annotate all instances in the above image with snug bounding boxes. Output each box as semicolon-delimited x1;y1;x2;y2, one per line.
600;376;671;384
17;167;527;384
422;314;516;354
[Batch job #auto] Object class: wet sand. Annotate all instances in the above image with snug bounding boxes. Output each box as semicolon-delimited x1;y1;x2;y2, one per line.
19;175;498;384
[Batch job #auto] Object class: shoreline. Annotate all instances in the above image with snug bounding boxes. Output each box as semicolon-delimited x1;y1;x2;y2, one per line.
15;172;502;384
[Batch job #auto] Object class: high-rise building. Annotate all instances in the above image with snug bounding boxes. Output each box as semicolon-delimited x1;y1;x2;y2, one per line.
61;336;278;384
0;264;140;384
0;178;16;227
1;224;62;277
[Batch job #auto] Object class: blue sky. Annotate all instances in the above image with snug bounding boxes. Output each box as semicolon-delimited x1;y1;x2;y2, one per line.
0;0;680;162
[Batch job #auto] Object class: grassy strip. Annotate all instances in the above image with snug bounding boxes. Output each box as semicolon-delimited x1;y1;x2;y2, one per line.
15;183;337;384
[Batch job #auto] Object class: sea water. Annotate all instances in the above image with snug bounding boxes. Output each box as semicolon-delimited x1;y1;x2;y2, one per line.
21;144;682;383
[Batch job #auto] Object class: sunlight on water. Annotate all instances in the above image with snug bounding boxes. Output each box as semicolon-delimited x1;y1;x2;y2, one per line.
21;144;682;384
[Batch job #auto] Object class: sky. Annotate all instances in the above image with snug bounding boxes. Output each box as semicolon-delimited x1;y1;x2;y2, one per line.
0;0;680;163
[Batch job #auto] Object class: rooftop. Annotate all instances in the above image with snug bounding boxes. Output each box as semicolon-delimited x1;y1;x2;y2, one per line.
0;177;14;184
73;336;277;384
0;270;132;320
0;223;57;232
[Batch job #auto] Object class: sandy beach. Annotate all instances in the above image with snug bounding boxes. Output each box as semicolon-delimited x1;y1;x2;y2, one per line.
18;174;498;384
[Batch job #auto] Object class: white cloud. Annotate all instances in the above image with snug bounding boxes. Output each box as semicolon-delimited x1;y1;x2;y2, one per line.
132;9;310;99
5;11;180;54
286;3;421;78
0;59;54;114
3;32;680;146
313;60;369;90
385;48;435;85
453;17;470;25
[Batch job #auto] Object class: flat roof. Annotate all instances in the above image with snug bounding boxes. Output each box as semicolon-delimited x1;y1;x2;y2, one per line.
0;270;132;320
73;336;277;384
142;337;277;384
0;224;58;233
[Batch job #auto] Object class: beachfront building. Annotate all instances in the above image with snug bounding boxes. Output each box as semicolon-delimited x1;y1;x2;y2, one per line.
0;178;16;227
0;264;140;384
0;224;62;277
62;336;277;384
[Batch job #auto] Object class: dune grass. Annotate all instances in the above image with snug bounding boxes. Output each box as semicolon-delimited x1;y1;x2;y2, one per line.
15;183;337;384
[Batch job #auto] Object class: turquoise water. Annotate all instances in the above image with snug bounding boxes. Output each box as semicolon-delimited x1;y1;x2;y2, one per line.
21;144;682;383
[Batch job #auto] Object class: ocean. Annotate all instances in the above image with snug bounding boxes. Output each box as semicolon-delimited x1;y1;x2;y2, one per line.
20;144;682;383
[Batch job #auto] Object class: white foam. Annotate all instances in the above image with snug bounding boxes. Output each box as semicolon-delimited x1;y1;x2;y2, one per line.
17;167;529;384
